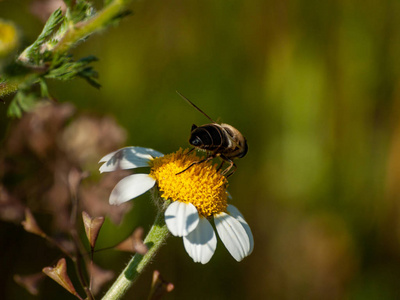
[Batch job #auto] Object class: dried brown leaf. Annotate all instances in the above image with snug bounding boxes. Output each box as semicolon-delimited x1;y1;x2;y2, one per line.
14;272;45;295
0;184;25;223
53;236;75;257
21;208;46;237
42;258;81;298
115;227;148;254
148;270;174;300
67;168;87;198
89;263;115;295
82;211;105;249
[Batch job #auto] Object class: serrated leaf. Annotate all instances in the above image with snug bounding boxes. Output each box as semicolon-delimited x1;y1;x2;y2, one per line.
45;55;100;88
19;8;64;64
39;79;50;98
7;91;38;117
77;55;98;64
68;0;96;24
79;67;100;88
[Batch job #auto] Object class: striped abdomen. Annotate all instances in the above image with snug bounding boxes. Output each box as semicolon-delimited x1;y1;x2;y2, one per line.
189;123;231;153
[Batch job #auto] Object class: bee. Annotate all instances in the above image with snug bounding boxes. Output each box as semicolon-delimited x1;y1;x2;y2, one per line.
176;91;248;177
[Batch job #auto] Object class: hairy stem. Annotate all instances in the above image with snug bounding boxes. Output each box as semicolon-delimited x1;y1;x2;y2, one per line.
102;207;170;300
53;0;133;54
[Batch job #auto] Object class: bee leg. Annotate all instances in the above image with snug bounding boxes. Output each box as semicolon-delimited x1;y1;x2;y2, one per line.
176;155;213;175
217;160;225;172
175;162;196;175
186;148;195;154
220;157;237;177
225;163;237;178
175;148;201;175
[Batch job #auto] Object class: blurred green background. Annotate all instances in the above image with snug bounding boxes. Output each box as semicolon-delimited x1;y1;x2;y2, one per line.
2;0;400;299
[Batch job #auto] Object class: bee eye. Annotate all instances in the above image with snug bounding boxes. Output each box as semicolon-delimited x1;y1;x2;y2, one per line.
190;136;202;146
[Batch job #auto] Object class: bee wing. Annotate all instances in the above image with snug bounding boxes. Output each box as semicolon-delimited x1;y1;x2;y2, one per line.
226;133;239;148
220;124;239;147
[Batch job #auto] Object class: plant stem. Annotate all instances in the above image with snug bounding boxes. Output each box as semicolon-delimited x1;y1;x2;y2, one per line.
102;209;170;300
0;81;18;98
53;0;133;54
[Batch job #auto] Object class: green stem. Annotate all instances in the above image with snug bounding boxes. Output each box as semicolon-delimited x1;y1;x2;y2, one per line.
102;209;170;300
53;0;133;54
0;81;19;98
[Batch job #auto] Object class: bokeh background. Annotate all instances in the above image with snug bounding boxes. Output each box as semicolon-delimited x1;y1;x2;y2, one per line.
2;0;400;299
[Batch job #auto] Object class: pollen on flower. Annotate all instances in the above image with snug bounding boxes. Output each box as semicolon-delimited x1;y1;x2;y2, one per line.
149;149;228;217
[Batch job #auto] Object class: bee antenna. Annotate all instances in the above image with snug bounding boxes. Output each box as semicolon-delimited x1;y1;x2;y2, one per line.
176;91;216;123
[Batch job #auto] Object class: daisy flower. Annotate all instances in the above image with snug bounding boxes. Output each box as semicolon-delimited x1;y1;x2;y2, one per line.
99;146;253;264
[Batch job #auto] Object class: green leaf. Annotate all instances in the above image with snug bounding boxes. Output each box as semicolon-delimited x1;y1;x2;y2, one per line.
20;8;65;64
104;0;114;6
67;0;96;24
109;9;133;26
7;91;37;118
63;0;74;8
39;79;50;98
45;55;100;88
80;67;100;88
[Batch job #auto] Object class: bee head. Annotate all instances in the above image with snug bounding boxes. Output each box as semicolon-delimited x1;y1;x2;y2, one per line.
189;135;203;147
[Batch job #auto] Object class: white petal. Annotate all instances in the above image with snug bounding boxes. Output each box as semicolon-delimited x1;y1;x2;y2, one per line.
214;212;251;262
165;201;199;237
99;149;119;162
227;205;254;254
109;174;156;205
183;217;217;264
99;147;164;173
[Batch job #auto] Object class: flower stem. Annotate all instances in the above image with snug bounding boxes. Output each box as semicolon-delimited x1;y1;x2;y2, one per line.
101;209;170;300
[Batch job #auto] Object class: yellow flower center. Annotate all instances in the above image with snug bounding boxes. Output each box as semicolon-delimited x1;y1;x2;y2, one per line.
0;20;18;56
149;149;228;217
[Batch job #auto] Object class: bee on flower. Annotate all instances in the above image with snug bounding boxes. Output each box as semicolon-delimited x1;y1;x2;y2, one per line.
99;147;253;264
